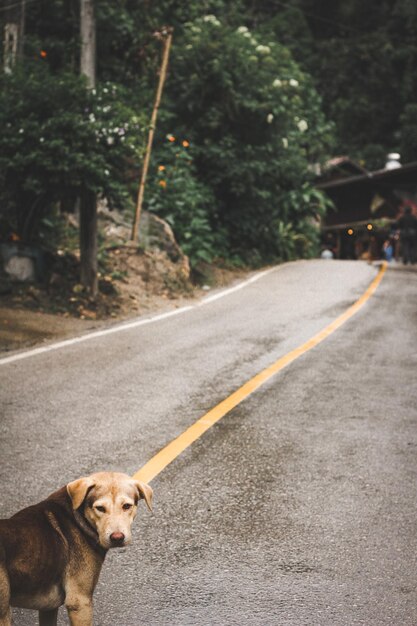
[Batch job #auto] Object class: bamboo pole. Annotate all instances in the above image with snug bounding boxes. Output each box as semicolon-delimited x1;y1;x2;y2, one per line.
131;28;173;242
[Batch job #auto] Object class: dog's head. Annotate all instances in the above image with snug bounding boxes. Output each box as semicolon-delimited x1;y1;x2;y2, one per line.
67;471;153;550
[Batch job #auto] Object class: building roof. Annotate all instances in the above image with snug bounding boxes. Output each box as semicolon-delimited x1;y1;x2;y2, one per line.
317;160;417;191
319;156;368;183
317;161;417;227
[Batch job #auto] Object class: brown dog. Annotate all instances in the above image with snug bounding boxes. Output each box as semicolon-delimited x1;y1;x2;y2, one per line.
0;471;153;626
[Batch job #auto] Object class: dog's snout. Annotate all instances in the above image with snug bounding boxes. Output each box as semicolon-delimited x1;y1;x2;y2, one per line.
110;531;125;544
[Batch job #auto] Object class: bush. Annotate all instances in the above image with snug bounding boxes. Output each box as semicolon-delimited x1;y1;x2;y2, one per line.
0;64;145;242
163;15;334;261
146;136;224;266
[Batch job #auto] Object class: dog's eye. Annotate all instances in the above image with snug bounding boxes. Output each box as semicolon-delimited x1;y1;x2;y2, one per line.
122;503;132;511
95;505;106;513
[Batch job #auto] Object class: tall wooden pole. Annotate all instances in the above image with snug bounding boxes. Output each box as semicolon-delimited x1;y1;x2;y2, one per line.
3;0;25;73
79;0;97;295
131;29;173;242
80;0;96;89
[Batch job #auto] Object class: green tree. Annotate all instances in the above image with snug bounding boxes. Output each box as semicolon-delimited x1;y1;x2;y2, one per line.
0;64;144;245
146;136;222;267
284;0;417;166
159;15;333;261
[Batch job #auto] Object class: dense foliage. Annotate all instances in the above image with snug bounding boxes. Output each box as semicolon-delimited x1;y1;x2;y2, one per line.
158;16;333;262
146;136;221;266
2;0;415;266
0;64;144;242
256;0;417;168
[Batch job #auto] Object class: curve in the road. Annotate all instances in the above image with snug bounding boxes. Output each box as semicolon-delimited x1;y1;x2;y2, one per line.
0;266;277;366
133;262;387;485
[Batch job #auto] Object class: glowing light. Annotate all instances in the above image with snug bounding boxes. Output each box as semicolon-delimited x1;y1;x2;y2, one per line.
367;224;373;230
159;180;167;188
158;165;165;171
347;229;354;235
167;135;175;142
182;140;190;148
40;50;47;58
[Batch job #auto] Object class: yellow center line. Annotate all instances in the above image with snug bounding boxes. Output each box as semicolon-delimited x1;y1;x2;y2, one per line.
133;262;387;485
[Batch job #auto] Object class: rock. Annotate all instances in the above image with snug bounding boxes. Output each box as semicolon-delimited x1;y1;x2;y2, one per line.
0;243;48;282
139;212;190;279
97;204;132;243
4;255;36;282
96;205;190;280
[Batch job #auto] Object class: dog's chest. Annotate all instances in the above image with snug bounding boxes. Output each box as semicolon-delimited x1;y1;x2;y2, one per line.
11;584;65;611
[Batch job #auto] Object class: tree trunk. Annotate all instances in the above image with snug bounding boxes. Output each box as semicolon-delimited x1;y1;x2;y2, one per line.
80;0;96;88
79;190;98;297
79;0;97;295
3;0;25;73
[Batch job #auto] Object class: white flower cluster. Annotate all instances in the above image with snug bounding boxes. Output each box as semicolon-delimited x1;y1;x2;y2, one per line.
256;45;271;55
267;113;274;124
94;121;131;145
297;119;308;132
90;84;117;100
236;25;258;45
273;78;300;88
203;14;221;26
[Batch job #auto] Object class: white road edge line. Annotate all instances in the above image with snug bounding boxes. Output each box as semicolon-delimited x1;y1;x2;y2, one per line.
198;266;277;305
0;265;280;366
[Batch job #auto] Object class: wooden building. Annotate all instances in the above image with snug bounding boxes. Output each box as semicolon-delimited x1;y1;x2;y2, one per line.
317;159;417;259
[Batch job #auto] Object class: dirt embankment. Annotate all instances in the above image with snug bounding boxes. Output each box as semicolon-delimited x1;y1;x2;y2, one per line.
0;244;248;354
1;208;253;353
0;208;251;353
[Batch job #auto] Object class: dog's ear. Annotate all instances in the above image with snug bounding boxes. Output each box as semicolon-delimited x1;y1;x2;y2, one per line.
135;480;153;512
67;476;96;510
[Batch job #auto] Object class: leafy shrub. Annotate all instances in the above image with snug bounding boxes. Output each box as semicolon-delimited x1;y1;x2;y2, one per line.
360;144;387;171
163;15;334;262
273;184;334;260
146;136;225;266
0;64;145;242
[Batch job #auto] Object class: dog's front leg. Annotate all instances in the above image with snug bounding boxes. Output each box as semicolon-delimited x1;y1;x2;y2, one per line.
65;596;93;626
0;568;11;626
0;608;11;626
39;608;58;626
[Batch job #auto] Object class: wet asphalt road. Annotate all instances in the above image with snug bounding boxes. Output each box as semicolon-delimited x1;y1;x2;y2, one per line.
1;260;417;625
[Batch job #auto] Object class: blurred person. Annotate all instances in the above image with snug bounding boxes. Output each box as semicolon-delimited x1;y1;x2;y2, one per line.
396;206;417;264
382;238;394;262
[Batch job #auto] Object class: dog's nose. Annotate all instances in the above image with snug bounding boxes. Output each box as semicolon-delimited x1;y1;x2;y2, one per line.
110;532;125;544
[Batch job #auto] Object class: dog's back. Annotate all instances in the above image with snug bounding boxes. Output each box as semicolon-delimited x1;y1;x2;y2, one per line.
0;488;76;611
